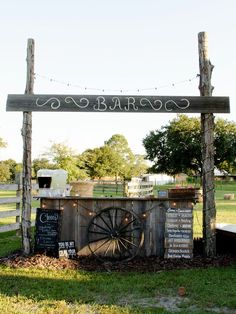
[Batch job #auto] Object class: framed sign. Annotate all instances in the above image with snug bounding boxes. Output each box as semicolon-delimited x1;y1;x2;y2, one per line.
164;208;193;259
34;208;62;255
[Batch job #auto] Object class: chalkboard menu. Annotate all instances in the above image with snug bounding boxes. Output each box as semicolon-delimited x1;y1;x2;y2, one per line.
34;208;62;255
164;208;193;259
58;241;76;259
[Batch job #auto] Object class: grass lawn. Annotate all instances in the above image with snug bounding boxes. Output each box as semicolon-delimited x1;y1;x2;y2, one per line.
0;263;235;313
0;184;236;313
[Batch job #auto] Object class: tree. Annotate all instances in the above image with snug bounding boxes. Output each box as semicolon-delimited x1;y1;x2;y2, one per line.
0;138;7;149
0;159;22;182
43;142;88;181
80;134;148;180
32;158;55;179
80;146;118;179
143;114;236;176
105;134;136;180
214;118;236;173
0;162;11;182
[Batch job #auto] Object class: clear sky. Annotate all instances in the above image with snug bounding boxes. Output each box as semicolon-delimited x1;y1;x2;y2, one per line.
0;0;235;162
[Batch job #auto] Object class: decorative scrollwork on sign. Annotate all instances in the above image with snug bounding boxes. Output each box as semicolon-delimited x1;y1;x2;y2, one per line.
64;97;89;108
164;98;190;112
140;98;163;111
36;97;61;110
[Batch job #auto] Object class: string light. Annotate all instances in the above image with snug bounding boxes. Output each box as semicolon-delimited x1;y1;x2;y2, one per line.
34;73;198;94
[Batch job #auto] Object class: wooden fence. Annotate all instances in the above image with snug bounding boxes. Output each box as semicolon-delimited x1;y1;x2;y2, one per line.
0;183;36;233
126;181;154;197
93;180;126;197
93;180;154;197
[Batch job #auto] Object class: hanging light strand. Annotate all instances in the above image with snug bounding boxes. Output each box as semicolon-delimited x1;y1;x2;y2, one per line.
34;73;199;94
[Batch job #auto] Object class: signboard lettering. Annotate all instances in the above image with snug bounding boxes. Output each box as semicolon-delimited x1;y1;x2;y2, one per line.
6;94;230;113
165;207;193;259
58;241;76;259
34;208;62;255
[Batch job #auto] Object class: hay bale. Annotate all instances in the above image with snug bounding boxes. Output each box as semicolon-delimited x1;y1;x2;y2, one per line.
70;181;94;197
224;194;235;200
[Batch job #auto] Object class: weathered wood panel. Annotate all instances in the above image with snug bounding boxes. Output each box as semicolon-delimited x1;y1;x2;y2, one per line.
0;223;20;233
0;209;20;218
40;197;168;257
0;184;18;191
6;94;230;113
0;197;21;204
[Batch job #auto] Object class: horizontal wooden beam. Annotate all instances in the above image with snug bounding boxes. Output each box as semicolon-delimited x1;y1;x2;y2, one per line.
6;94;230;113
0;197;21;204
0;209;20;218
0;223;20;233
0;184;18;191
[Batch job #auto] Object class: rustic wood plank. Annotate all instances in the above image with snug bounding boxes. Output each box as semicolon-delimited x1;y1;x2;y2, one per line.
0;197;21;204
0;209;20;218
6;94;230;113
0;184;18;191
0;223;20;233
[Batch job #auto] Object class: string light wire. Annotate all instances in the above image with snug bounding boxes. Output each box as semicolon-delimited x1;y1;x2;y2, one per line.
34;73;199;94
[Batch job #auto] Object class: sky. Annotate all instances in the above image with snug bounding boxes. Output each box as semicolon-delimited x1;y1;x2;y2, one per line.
0;0;236;162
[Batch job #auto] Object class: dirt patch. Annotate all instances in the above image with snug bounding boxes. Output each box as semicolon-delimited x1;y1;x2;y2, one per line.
0;251;235;272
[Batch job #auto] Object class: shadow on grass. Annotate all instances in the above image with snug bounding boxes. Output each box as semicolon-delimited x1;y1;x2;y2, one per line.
0;270;137;305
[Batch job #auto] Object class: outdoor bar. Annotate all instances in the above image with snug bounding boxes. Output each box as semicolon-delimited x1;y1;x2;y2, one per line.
36;192;196;261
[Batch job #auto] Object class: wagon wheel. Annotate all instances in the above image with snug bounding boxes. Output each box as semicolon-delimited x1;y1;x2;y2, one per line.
87;207;144;261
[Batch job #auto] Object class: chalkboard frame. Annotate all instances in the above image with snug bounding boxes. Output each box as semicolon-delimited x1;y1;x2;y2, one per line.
34;208;62;256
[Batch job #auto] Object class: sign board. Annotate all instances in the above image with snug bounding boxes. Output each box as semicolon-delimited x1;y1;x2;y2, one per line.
34;208;62;255
58;241;77;259
6;94;230;113
164;208;193;259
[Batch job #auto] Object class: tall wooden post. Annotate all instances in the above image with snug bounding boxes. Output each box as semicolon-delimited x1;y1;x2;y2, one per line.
21;39;34;254
198;32;216;256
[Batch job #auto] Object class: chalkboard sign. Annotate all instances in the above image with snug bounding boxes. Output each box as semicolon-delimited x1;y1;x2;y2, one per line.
58;241;76;259
164;208;193;259
34;208;62;255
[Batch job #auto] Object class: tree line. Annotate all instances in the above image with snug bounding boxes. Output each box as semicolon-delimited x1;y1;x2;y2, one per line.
1;115;236;182
0;134;148;182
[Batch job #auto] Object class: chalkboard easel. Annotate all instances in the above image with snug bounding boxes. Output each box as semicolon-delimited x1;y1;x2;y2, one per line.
34;208;62;256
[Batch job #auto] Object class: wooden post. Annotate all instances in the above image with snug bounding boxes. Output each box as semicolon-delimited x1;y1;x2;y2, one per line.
21;39;34;254
15;172;22;236
198;32;216;256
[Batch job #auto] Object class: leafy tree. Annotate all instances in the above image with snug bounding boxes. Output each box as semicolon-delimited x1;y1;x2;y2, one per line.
80;146;118;179
214;118;236;173
105;134;136;180
0;138;7;149
43;142;88;181
143;114;236;176
32;158;55;179
0;162;11;182
130;154;148;178
80;135;148;180
0;159;22;182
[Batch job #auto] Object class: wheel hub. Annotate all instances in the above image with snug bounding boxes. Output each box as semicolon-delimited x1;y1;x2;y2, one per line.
110;229;119;239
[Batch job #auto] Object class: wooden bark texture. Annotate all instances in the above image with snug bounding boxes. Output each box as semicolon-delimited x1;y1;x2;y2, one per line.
198;32;216;257
21;38;34;255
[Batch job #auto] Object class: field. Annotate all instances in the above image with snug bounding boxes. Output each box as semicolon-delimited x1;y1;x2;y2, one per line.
0;183;236;313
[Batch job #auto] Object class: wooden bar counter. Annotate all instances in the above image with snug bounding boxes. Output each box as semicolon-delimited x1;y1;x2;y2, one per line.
38;196;195;258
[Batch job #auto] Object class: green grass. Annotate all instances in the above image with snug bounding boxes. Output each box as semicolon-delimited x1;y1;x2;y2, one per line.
0;264;235;313
0;185;236;313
